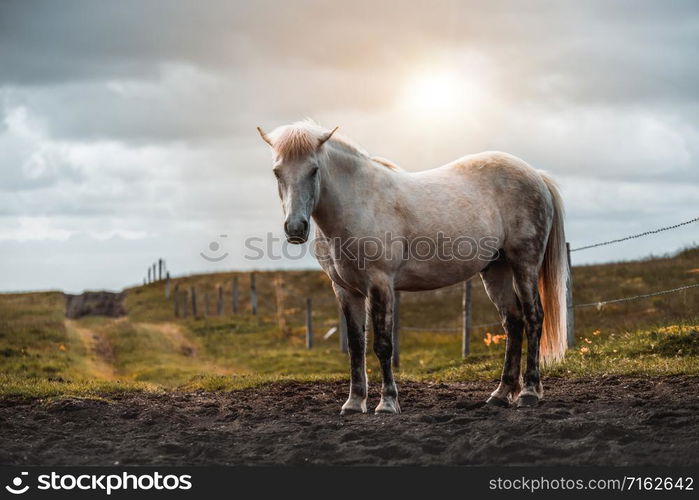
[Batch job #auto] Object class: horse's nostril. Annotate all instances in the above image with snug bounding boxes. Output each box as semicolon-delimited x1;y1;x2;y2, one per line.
284;218;308;238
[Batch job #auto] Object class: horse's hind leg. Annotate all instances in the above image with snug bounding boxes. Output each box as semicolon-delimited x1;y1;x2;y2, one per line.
369;279;400;414
510;263;544;408
333;283;368;414
480;260;524;407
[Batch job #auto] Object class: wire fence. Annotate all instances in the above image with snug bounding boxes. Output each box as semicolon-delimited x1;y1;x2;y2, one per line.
570;216;699;252
566;215;698;309
401;214;698;333
574;283;699;310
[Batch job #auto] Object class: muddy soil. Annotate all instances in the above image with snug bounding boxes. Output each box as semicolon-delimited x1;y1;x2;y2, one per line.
0;376;697;465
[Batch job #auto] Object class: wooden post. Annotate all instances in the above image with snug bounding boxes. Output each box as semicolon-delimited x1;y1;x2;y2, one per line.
339;305;348;354
231;276;239;314
274;275;288;336
392;291;400;369
250;273;257;315
190;287;198;318
566;242;575;348
158;258;163;281
462;280;472;358
174;290;180;318
305;297;313;349
165;273;171;299
217;286;223;315
152;263;157;283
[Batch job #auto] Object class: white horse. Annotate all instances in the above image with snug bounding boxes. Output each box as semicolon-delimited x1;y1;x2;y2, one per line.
258;120;567;413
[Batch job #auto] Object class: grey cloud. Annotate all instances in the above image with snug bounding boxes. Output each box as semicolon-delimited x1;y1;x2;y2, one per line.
1;0;698;146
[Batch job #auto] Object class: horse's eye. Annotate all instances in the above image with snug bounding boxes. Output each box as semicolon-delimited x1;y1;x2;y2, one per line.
273;169;281;179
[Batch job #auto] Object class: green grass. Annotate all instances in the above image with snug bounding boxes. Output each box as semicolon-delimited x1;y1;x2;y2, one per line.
1;248;698;398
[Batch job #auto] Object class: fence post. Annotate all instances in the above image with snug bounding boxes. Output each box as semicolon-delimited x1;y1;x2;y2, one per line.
158;258;163;281
339;305;348;354
462;280;472;358
217;286;223;315
392;291;400;369
174;290;180;318
250;273;258;315
274;275;288;336
306;297;313;349
165;273;171;299
231;276;239;314
152;263;157;283
190;287;198;318
566;242;575;348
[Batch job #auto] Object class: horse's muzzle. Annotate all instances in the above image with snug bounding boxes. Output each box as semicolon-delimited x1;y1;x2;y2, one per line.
284;218;309;244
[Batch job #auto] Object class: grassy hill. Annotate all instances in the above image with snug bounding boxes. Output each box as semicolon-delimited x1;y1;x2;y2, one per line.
1;248;698;398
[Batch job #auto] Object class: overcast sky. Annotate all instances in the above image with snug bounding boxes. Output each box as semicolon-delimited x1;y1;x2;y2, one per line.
1;0;698;293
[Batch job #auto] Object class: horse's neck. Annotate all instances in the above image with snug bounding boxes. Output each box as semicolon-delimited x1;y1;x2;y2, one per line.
312;147;388;238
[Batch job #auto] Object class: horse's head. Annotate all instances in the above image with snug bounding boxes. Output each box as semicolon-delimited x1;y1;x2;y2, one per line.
257;124;338;244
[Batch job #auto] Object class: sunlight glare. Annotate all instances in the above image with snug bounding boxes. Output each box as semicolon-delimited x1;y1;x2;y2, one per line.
401;69;484;117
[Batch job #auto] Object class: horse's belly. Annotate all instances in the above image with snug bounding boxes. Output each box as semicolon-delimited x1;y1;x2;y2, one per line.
394;257;488;291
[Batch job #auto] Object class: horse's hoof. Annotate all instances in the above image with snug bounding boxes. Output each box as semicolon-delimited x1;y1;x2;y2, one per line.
340;407;365;415
375;399;401;414
516;394;539;408
340;398;367;415
485;396;510;408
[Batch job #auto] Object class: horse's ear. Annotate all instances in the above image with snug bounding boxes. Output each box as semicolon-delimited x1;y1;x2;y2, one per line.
257;126;274;147
317;126;339;149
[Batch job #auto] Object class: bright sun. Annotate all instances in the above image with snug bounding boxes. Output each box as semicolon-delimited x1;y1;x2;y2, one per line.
405;72;457;112
401;69;483;116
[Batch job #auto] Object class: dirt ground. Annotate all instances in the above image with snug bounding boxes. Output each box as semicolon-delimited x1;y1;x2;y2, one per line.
1;376;697;466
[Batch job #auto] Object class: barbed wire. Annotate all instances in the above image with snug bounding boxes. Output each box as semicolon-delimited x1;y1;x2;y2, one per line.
574;282;699;309
403;282;698;331
571;216;699;252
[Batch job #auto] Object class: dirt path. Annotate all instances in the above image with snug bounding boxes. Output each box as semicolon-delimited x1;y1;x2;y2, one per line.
0;376;697;465
65;320;116;380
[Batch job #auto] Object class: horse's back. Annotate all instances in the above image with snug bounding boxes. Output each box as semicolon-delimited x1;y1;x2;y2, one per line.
406;150;555;255
408;151;550;211
421;151;544;185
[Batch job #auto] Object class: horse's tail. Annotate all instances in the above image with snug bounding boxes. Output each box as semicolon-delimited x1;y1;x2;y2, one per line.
538;172;568;365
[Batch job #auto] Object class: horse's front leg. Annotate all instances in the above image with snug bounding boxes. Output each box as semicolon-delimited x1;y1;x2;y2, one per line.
333;283;368;414
369;281;400;414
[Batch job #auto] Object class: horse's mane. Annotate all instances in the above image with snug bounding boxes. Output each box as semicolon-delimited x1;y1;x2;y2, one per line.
268;119;369;160
371;156;400;171
268;120;402;171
